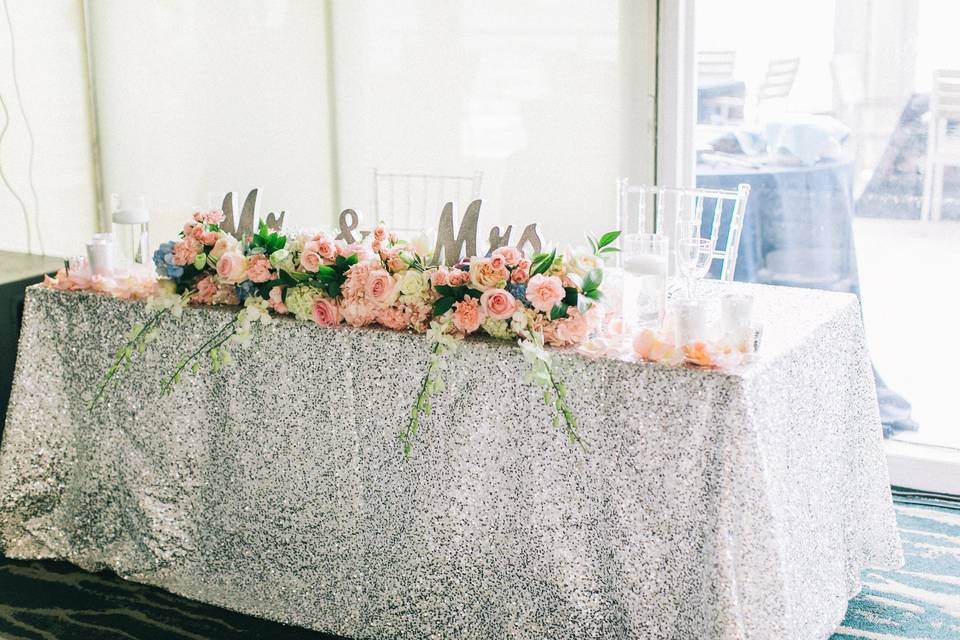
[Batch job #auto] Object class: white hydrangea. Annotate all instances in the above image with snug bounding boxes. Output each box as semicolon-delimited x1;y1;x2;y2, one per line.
284;285;322;322
481;317;514;340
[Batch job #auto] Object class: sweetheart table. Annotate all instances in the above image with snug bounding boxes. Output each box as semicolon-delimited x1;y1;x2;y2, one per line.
0;283;901;639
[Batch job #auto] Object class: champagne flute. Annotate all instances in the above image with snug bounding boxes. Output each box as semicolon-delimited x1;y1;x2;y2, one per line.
675;237;714;300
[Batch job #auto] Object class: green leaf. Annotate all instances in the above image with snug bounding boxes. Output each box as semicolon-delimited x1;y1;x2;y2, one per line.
433;296;455;317
599;246;620;254
531;248;556;276
597;230;621;249
549;302;569;320
577;298;594;313
562;286;578;306
582;268;603;292
582;289;601;301
464;288;483;299
315;265;337;278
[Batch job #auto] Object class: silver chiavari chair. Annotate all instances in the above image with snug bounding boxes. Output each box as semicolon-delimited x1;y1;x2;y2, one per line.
616;180;751;281
371;169;483;233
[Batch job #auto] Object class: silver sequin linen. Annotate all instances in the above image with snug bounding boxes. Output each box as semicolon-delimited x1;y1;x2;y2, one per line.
0;284;902;639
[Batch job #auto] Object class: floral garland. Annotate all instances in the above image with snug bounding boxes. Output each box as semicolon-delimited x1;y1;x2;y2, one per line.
60;207;622;454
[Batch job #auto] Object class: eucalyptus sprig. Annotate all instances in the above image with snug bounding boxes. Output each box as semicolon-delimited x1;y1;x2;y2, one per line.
519;330;587;451
88;286;190;409
401;320;458;457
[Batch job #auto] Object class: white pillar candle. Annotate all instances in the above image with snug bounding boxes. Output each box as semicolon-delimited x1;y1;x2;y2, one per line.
86;233;115;277
722;293;755;351
672;300;709;345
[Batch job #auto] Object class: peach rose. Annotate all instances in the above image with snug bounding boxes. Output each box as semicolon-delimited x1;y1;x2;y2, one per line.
490;254;507;270
216;251;248;283
246;254;273;283
468;258;509;292
268;285;288;314
553;309;589;345
373;225;387;242
311;297;341;326
300;251;321;273
492;246;523;267
452;297;484;334
314;236;337;261
364;269;399;306
449;269;470;286
210;234;238;260
526;274;565;312
479;288;516;320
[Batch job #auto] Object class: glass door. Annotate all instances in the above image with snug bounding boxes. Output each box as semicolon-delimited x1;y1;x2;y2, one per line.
672;0;960;486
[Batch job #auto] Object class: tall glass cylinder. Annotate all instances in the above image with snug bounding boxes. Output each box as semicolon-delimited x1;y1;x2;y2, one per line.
110;193;150;269
622;233;669;329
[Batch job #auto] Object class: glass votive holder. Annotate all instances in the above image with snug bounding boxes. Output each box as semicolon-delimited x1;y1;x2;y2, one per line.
721;293;754;348
671;299;709;346
86;233;115;277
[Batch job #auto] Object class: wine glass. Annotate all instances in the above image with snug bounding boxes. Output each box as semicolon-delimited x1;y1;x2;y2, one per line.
675;237;714;299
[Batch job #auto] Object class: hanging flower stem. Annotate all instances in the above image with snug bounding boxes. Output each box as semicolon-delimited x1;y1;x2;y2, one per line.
88;308;169;409
401;341;442;457
159;319;237;396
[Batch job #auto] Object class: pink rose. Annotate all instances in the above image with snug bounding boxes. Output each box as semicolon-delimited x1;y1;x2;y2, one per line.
449;269;470;286
431;268;448;287
492;246;523;267
479;288;516;320
300;251;321;273
172;238;201;266
216;251;248;283
268;285;288;314
373;225;387;242
314;236;336;260
489;254;507;270
452;297;485;334
364;269;399;306
526;274;565;312
246;254;273;283
510;267;529;284
311;297;341;326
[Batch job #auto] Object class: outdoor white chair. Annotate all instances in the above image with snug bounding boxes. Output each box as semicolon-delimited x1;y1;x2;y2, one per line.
921;69;960;222
697;50;736;83
757;57;800;106
617;180;751;281
371;169;483;233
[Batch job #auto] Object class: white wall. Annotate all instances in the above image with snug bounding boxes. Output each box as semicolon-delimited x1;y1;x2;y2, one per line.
332;0;650;248
0;0;97;257
87;0;335;249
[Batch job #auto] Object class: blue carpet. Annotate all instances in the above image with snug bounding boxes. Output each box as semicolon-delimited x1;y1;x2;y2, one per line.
0;489;955;639
830;489;960;640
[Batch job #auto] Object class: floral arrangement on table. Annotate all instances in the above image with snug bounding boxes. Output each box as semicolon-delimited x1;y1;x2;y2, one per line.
47;207;625;454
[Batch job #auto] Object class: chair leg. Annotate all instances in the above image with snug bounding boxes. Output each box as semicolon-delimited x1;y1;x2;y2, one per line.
921;157;934;222
931;162;945;223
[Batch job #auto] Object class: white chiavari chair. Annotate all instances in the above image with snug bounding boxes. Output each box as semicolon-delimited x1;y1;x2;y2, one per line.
371;169;483;233
617;180;751;282
697;50;736;83
921;69;960;222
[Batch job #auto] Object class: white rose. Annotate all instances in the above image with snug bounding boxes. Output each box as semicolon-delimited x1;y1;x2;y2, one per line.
566;249;603;277
398;269;428;302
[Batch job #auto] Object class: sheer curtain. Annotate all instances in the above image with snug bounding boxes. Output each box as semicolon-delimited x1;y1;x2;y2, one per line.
87;0;336;248
0;0;97;256
332;0;654;246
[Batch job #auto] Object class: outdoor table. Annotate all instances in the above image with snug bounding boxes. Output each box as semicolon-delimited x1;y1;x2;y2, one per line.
0;283;901;640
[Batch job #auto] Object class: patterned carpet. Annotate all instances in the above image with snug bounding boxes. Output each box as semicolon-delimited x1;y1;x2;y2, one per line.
0;489;955;640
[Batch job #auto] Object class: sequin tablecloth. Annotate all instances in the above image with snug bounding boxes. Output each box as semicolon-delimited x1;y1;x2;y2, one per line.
0;284;901;640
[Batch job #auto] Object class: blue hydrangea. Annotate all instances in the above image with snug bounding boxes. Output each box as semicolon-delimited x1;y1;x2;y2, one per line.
506;281;530;308
235;280;256;303
152;241;183;280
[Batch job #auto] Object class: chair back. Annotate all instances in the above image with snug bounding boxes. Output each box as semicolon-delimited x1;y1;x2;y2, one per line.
757;57;800;103
930;69;960;152
697;50;736;83
617;180;751;281
372;169;483;233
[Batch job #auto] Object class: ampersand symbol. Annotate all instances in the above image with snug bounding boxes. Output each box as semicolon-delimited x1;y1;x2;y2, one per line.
335;209;370;244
